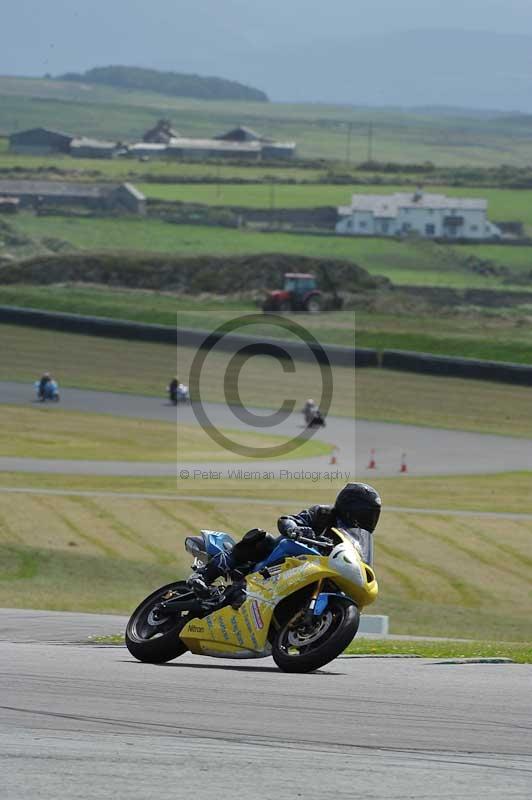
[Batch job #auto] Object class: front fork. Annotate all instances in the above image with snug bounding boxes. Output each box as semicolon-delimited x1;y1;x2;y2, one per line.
307;580;323;616
288;580;323;629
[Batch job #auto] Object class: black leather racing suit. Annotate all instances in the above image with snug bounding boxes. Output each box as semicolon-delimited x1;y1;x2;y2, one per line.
277;504;336;538
193;505;336;589
189;504;375;602
279;505;373;564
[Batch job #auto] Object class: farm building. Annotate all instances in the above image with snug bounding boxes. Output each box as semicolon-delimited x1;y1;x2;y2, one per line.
166;138;262;160
126;143;171;159
215;126;296;159
0;181;146;214
261;142;297;160
336;191;502;240
70;138;124;158
125;137;294;161
215;125;264;142
8;127;74;154
142;119;180;143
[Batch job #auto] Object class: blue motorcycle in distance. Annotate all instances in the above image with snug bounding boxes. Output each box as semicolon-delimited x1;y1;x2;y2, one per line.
34;379;60;402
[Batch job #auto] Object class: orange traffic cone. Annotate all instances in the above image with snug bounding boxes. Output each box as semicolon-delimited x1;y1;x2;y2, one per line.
330;447;339;465
367;449;377;469
399;453;408;474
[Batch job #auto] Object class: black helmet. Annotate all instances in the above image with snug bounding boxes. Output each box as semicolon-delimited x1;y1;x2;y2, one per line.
334;483;381;532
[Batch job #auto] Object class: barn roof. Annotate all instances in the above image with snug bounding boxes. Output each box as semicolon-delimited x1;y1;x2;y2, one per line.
8;127;74;142
0;180;144;200
345;192;487;217
214;125;266;142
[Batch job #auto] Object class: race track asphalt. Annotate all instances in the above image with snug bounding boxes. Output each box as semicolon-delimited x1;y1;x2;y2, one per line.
1;610;530;800
2;381;532;477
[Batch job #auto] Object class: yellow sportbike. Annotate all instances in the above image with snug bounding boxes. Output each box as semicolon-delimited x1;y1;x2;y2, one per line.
125;527;378;673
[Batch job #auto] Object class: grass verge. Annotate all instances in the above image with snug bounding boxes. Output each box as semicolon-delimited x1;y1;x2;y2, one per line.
344;638;532;662
1;469;532;512
0;405;330;462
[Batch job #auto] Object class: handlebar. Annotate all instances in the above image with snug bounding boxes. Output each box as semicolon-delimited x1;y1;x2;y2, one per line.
298;535;333;549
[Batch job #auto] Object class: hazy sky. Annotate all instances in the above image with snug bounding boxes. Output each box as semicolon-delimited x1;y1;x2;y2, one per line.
2;0;532;76
1;1;532;108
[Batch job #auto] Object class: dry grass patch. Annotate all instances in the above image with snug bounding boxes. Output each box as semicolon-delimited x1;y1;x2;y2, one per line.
0;406;329;461
0;484;530;640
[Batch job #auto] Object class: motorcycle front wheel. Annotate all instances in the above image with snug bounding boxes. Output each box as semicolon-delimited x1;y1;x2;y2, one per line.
125;581;191;663
272;598;359;673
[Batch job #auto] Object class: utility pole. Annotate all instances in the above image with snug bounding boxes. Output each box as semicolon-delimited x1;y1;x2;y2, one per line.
345;121;353;166
269;181;275;229
216;162;221;199
367;122;374;163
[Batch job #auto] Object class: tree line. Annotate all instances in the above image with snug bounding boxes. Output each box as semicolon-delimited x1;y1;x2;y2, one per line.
57;65;269;103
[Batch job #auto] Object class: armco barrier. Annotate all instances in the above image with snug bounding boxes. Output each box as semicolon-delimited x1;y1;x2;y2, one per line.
0;306;378;368
3;305;531;384
0;305;177;344
382;349;532;386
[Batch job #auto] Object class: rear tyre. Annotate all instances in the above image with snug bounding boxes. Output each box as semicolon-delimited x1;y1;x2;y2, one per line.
125;581;191;663
272;599;359;673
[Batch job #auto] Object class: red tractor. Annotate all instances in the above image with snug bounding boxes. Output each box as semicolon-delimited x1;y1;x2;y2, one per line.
262;273;323;314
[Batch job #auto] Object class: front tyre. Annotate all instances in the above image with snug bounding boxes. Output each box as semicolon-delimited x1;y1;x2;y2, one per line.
272;598;359;673
125;581;190;663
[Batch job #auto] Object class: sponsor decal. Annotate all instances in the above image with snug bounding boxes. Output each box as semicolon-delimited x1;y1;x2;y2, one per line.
218;616;230;641
240;608;259;649
230;615;245;647
188;624;204;634
250;599;264;630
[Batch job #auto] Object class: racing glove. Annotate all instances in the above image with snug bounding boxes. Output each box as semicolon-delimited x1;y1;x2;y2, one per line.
286;526;316;540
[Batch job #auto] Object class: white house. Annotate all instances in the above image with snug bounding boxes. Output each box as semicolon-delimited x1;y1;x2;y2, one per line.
336;191;502;240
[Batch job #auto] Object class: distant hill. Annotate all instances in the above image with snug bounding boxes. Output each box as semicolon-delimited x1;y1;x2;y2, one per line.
56;66;268;103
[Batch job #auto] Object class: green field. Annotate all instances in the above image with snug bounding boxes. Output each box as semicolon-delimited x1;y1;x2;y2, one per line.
2;324;532;437
4;75;532;165
140;182;532;230
1;285;532;365
9;213;532;290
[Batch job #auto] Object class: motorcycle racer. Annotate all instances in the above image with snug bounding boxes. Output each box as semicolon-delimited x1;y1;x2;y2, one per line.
187;483;381;597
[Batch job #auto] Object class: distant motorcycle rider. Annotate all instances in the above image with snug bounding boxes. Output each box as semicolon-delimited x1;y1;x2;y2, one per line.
168;377;179;403
38;372;52;400
303;398;316;424
187;483;382;598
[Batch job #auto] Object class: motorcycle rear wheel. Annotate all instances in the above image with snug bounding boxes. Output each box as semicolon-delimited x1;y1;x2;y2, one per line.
125;581;190;663
272;599;359;673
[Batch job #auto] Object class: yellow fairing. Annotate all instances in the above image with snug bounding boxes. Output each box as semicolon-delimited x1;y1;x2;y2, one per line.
180;535;378;656
180;556;322;656
329;528;379;607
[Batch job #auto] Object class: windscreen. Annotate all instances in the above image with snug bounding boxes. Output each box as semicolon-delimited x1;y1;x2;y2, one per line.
339;527;374;566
